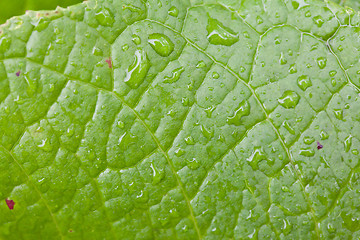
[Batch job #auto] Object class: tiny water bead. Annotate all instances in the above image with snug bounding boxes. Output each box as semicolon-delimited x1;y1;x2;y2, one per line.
317;57;327;69
278;91;300;109
344;135;352;152
132;34;141;45
206;17;239;46
299;148;315;157
148;33;174;57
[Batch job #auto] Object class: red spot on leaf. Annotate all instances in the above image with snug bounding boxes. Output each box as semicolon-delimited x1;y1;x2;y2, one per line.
317;141;323;150
105;57;112;69
16;71;20;77
5;199;15;210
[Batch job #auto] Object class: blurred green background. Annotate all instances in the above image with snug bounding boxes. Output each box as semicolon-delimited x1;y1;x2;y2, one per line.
0;0;83;24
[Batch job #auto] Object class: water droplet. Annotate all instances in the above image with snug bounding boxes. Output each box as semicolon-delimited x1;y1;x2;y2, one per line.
227;100;250;126
313;16;324;27
92;46;102;56
333;109;343;120
341;211;360;232
124;48;150;89
327;223;336;233
289;64;297;74
299;148;315;157
317;57;327;69
279;52;287;65
175;148;185;157
148;33;174;57
205;106;216;118
212;72;219;79
66;125;75;137
282;219;292;235
187;158;200;170
247;146;267;170
338;45;343;52
164;67;184;83
240;66;245;72
352;149;359;155
117;120;125;129
24;72;37;96
122;44;129;51
320;130;329;140
181;97;189;106
168;6;179;17
206;17;239;46
256;16;263;24
304;136;315;145
196;61;205;68
200;125;214;140
282;120;295;135
274;37;281;45
150;163;164;184
122;4;143;13
48;83;55;92
132;34;141;45
278;91;300;109
344;135;352;152
38;138;53;152
185;136;195;145
135;189;149;203
281;186;290;192
305;11;311;17
95;7;115;26
329;70;337;77
33;17;49;32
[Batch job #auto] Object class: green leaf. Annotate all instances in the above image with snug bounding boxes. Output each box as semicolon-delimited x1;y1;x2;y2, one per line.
1;0;360;239
0;0;84;24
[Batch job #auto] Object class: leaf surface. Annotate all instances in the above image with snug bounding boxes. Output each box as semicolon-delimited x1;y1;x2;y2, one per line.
1;0;360;239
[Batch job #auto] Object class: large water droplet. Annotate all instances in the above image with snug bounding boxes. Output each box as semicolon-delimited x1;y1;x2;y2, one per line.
344;135;352;152
227;100;250;126
168;6;179;17
278;91;300;109
205;106;216;118
164;67;184;83
132;34;141;45
297;75;312;91
148;33;174;57
95;7;115;26
206;17;239;46
320;130;329;140
0;35;11;52
124;49;150;89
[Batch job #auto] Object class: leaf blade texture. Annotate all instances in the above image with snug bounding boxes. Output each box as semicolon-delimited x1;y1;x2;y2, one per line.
1;0;360;239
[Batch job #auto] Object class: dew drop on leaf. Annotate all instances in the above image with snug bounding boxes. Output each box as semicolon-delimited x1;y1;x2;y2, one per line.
124;48;150;89
168;6;179;17
206;17;239;46
148;33;174;57
299;148;315;157
227;100;250;126
344;135;352;152
278;91;300;109
164;67;184;83
95;7;115;26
